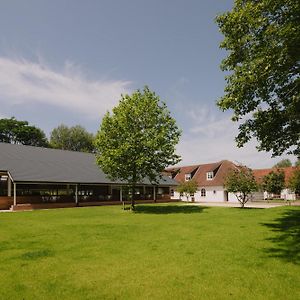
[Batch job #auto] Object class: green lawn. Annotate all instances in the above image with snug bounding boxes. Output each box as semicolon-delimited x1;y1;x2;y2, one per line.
0;204;299;300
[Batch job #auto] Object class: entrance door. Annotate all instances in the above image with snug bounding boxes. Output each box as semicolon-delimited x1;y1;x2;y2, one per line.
224;191;229;202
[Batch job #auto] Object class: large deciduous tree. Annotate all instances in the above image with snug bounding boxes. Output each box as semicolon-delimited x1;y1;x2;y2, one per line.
50;124;95;152
0;117;48;147
95;86;181;209
224;166;257;208
216;0;300;157
262;169;285;198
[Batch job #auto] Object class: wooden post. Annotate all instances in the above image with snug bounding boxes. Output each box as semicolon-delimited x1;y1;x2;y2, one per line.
8;177;11;197
75;184;78;205
108;185;112;199
120;186;123;202
153;186;156;202
143;186;146;199
13;182;17;206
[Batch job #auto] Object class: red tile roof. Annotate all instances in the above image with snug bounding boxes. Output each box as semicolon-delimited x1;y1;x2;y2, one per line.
169;165;199;182
166;160;238;187
167;163;299;187
253;167;299;185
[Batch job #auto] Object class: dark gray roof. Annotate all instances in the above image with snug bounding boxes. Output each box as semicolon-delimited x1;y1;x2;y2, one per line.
0;143;177;186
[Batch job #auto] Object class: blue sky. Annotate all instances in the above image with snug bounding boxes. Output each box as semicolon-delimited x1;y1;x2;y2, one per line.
0;0;296;168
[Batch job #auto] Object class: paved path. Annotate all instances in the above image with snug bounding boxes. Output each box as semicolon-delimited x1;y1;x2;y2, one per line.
187;201;297;209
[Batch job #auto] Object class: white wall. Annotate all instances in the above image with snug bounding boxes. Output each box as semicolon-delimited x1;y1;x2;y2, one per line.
228;192;239;203
194;186;224;202
252;191;264;201
172;186;261;203
172;186;240;203
171;184;297;203
281;188;296;200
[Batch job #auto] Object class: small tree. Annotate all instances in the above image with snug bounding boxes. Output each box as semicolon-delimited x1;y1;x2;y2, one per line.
176;180;198;202
50;124;95;152
273;159;292;168
262;170;285;199
0;117;48;147
224;167;257;208
95;86;181;209
289;169;300;196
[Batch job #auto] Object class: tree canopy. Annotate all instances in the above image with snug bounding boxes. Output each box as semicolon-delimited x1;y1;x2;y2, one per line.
262;169;285;197
216;0;300;157
224;166;257;208
50;124;95;152
95;86;181;208
288;169;300;194
0;117;48;147
273;159;292;168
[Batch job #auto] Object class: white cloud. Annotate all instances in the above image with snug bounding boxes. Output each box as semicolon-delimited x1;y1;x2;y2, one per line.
175;106;296;169
0;56;132;119
0;56;295;169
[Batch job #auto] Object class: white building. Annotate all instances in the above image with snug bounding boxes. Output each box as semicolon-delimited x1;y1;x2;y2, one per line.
166;162;299;203
166;160;239;203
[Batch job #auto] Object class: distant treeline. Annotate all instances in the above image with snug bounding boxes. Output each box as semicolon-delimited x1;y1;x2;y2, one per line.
0;117;95;153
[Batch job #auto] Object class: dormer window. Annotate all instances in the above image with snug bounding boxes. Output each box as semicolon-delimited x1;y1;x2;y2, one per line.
206;172;214;180
185;173;192;181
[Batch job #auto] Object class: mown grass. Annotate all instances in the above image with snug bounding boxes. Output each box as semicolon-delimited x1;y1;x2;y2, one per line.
0;204;299;299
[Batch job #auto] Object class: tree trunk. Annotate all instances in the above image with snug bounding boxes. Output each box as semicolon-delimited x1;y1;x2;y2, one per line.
241;194;246;208
131;170;137;211
131;184;136;210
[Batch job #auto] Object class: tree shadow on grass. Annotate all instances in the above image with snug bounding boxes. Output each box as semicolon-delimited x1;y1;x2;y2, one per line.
134;205;208;214
262;208;300;264
232;207;264;209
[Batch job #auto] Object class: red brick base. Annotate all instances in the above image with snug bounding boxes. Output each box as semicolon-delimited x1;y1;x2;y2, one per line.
10;198;180;211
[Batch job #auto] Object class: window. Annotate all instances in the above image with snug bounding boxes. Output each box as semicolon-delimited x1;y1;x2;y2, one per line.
201;188;206;197
190;193;194;197
180;192;183;197
0;175;8;181
213;190;216;194
170;189;174;197
185;173;191;181
0;178;8;196
157;188;162;194
206;172;214;180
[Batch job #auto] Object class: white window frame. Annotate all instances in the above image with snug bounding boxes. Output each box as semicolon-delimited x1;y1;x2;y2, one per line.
201;188;206;197
185;173;192;181
206;172;214;180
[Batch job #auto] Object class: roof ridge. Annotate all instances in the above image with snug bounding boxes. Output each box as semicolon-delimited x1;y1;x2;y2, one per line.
173;160;235;169
253;166;298;171
0;142;94;155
